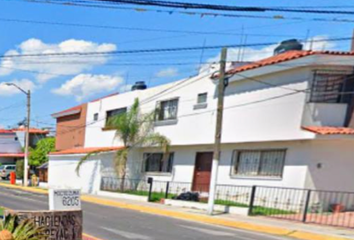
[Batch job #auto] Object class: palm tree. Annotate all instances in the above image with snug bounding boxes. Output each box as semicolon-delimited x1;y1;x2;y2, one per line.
0;215;47;240
76;98;170;190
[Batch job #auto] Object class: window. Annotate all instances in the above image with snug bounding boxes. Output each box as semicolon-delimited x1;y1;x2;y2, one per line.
144;153;174;173
233;150;286;178
14;137;18;141
157;99;178;121
197;93;208;104
93;113;99;121
310;71;349;103
105;108;127;127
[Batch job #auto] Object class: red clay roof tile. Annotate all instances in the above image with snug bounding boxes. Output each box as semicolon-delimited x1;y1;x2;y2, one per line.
49;146;124;155
0;153;25;158
302;126;354;135
12;128;49;134
227;50;354;75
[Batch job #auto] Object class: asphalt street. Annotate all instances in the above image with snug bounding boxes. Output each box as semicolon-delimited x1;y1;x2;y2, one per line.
0;186;293;240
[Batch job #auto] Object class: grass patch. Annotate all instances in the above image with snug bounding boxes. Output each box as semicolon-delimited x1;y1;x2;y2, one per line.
0;206;4;216
252;206;296;216
214;199;249;208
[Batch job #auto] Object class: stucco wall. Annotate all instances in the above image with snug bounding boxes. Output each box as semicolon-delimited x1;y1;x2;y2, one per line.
48;153;103;194
48;139;354;194
0;133;22;153
55;103;87;151
84;67;319;148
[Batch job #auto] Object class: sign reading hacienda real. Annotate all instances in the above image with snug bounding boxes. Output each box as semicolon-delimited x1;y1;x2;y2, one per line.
49;189;81;211
5;210;83;240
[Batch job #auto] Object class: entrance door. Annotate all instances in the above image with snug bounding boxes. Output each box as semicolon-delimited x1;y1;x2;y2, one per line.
192;152;213;192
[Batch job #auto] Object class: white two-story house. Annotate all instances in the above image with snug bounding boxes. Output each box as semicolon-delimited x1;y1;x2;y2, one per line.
48;49;354;195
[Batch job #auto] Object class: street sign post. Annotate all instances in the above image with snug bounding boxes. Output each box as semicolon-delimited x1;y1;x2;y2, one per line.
49;189;81;211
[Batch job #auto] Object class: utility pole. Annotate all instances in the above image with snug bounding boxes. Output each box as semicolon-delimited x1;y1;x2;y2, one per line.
24;90;31;187
207;48;227;215
5;83;31;187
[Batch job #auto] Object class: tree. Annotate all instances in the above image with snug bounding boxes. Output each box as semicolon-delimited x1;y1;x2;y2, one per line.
29;138;55;167
16;160;24;179
76;99;170;189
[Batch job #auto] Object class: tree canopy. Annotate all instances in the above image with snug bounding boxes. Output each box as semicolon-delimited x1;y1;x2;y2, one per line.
29;137;55;167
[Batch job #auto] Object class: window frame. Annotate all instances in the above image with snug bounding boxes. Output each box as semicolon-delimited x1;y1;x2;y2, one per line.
156;98;179;122
197;92;208;104
143;152;174;174
309;70;349;104
93;113;99;121
231;149;286;179
104;107;127;128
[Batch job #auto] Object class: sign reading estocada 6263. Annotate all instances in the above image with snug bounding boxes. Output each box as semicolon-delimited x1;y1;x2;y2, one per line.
49;189;81;211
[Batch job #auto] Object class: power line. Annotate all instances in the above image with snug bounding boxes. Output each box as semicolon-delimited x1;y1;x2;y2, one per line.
33;0;354;15
0;17;300;38
6;0;354;23
1;37;353;60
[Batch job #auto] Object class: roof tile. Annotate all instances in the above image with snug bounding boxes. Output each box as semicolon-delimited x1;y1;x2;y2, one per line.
227;50;354;75
50;146;124;155
302;126;354;135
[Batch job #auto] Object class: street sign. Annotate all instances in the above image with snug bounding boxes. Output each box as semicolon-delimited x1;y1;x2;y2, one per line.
5;210;82;240
49;189;81;211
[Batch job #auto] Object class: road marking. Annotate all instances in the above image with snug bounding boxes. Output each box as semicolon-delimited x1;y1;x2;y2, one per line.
180;225;235;236
101;227;153;240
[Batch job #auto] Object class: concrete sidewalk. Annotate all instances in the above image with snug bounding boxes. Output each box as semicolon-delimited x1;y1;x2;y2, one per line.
0;182;353;240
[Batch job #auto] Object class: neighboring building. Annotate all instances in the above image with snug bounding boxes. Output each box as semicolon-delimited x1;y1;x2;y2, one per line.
48;49;354;195
0;128;49;165
52;104;88;151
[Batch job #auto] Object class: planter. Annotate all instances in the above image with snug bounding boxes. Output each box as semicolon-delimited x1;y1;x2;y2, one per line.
330;204;345;213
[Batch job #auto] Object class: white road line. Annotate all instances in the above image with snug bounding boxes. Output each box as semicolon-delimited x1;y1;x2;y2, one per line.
180;225;235;236
101;227;154;240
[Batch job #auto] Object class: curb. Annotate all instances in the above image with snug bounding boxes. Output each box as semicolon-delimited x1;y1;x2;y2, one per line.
0;183;351;240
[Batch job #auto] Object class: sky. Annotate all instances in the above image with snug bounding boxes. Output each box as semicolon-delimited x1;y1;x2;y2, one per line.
0;0;353;129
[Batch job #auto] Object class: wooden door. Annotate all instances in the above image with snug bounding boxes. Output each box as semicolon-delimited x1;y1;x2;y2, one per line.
192;152;213;192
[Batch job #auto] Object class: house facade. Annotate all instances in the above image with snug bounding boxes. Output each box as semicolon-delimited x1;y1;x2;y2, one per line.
48;50;354;195
0;127;49;165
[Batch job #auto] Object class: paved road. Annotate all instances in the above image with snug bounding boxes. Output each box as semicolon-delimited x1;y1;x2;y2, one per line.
0;186;291;240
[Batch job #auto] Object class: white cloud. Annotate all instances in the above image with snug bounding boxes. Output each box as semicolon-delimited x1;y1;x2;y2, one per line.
200;35;337;74
0;79;36;96
0;38;117;83
155;67;179;78
303;35;337;51
52;74;123;101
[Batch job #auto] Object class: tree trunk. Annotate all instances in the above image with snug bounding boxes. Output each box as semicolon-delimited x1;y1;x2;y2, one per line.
119;155;128;192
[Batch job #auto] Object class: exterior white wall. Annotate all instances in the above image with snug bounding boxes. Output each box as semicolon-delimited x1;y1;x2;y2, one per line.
302;103;348;127
48;154;106;194
0;133;22;153
48;138;354;197
85;67;320;148
303;139;354;192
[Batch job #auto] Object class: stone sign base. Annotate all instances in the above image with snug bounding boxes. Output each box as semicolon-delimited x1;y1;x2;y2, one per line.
5;210;83;240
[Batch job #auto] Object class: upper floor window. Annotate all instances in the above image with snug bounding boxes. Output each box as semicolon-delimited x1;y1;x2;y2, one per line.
105;108;127;127
144;152;174;173
197;93;208;104
157;99;179;121
93;113;99;121
310;71;349;103
233;149;286;178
